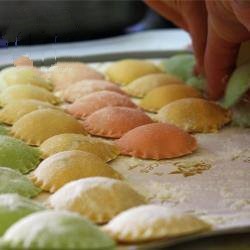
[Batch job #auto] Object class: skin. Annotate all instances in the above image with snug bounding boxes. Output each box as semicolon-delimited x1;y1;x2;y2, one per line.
145;0;250;100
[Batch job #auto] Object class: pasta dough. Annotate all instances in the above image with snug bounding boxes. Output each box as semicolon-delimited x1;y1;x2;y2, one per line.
103;205;210;243
30;150;121;192
11;109;86;146
48;177;145;224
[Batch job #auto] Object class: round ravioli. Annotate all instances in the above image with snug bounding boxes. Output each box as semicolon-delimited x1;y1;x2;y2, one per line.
66;90;137;118
0;136;40;173
0;99;56;125
0;66;52;91
116;123;197;160
140;84;201;112
106;59;160;85
48;177;145;224
157;98;232;133
123;73;184;98
2;211;115;250
0;84;59;107
40;133;119;162
11;109;86;146
14;56;33;67
0;167;41;198
0;194;44;236
30;150;121;193
48;62;104;91
103;205;210;243
61;79;126;103
84;107;153;138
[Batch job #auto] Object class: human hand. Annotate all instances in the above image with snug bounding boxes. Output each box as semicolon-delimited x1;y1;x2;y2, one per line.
145;0;250;100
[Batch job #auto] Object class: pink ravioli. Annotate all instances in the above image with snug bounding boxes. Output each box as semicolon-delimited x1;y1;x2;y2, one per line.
62;79;126;103
84;107;153;138
116;123;197;160
48;62;104;90
66;91;137;119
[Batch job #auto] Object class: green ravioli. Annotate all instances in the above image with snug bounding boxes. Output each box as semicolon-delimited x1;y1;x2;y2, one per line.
222;63;250;108
0;194;44;236
0;135;40;173
160;54;195;81
186;75;205;91
232;101;250;127
0;125;9;135
0;167;41;198
2;211;116;250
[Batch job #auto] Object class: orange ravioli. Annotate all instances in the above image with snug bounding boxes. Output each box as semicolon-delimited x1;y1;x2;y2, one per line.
116;123;197;160
123;73;184;98
48;62;104;91
140;84;201;112
106;59;160;85
84;107;153;138
61;80;126;103
30;150;121;193
66;91;137;119
11;109;86;146
157;98;232;133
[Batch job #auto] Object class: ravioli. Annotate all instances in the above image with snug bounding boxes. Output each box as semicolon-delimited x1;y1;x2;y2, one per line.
48;62;104;91
106;59;160;85
123;73;184;98
0;125;9;135
2;211;115;249
0;84;59;106
0;136;40;173
30;150;121;193
11;109;86;146
140;84;201;112
40;133;119;162
0;99;56;125
61;79;126;103
0;66;52;91
48;177;145;224
0;194;44;236
66;90;137;118
160;54;195;81
13;56;33;67
84;107;153;138
116;123;197;160
0;167;41;198
103;205;210;243
157;98;231;132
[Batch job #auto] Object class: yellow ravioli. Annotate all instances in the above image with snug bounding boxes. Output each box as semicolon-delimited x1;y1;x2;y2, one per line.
48;177;145;224
0;66;52;91
30;150;121;193
106;59;160;85
11;109;86;146
0;85;59;107
0;100;56;125
123;73;184;97
140;84;201;112
157;98;232;133
40;133;119;162
103;205;211;243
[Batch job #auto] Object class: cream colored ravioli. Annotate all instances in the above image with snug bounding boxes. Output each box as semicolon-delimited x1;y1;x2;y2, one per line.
30;150;121;193
103;205;211;243
48;177;145;224
40;133;119;162
11;109;86;146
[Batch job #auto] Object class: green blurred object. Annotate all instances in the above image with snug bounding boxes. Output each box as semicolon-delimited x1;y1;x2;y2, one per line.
160;54;195;81
0;125;9;135
186;75;205;91
232;101;250;127
222;63;250;108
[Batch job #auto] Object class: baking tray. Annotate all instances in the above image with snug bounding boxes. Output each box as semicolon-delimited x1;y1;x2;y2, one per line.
2;51;250;250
